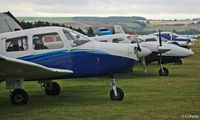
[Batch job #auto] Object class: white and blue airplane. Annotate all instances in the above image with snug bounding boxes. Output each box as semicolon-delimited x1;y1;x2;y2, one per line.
138;34;194;65
0;26;151;105
92;25;194;76
152;32;197;48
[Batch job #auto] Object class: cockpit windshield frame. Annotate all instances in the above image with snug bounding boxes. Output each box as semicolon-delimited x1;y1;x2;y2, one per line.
62;28;92;47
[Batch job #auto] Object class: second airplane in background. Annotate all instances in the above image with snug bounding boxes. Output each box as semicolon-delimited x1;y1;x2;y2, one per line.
92;25;194;76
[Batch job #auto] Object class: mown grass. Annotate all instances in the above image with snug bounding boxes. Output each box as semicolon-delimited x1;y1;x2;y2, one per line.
0;45;200;120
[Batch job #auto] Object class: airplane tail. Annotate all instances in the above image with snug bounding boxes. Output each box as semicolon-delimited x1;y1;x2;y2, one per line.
0;11;23;34
113;25;125;34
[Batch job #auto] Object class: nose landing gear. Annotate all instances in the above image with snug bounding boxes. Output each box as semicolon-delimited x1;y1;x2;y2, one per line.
108;76;124;101
159;65;169;76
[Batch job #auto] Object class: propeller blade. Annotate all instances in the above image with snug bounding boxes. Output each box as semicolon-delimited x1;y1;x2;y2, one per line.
187;39;191;44
137;43;142;51
159;30;162;46
136;36;142;52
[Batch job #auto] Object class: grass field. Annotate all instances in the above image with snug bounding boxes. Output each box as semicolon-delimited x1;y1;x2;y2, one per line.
144;24;188;32
0;43;200;120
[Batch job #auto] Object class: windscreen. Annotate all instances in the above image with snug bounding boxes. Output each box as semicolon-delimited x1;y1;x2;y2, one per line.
63;29;90;47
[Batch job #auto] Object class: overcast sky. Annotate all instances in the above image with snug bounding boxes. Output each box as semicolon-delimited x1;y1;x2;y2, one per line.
0;0;200;19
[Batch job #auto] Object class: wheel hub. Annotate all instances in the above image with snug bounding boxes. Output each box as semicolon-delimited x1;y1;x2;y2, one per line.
14;94;24;103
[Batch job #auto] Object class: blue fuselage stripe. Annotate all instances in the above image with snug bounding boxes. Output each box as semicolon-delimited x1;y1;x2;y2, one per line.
19;49;137;77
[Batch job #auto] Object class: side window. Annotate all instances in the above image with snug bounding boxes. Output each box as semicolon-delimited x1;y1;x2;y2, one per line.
113;38;119;43
145;38;157;42
99;40;108;42
112;38;124;43
33;33;64;50
6;36;28;52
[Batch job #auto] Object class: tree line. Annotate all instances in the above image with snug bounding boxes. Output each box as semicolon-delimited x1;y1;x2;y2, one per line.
19;21;92;36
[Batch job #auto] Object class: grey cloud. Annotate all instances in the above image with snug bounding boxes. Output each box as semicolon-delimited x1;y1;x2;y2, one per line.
0;0;199;19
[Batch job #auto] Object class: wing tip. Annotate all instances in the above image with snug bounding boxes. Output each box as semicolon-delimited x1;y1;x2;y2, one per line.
0;56;5;61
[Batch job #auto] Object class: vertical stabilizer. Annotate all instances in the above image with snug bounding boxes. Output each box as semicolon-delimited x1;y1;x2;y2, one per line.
0;11;23;33
114;25;125;34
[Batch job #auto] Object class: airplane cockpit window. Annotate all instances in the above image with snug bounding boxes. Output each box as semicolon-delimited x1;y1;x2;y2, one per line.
127;36;135;41
131;38;143;44
32;33;64;50
63;30;90;47
6;36;28;52
99;40;108;42
113;38;124;43
172;33;178;38
145;38;157;42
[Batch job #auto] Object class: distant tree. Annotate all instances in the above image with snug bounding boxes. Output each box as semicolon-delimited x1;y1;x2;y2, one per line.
19;21;34;29
69;26;73;30
51;23;60;26
61;24;65;27
112;28;115;34
87;26;95;37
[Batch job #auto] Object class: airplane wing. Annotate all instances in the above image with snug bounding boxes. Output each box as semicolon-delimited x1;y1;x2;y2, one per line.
158;46;171;53
0;55;73;81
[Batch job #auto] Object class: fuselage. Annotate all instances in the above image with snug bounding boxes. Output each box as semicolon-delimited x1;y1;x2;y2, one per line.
93;33;194;64
0;27;140;78
153;32;196;48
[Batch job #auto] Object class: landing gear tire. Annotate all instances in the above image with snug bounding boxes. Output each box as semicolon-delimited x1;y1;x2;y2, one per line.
110;87;124;101
44;82;60;96
10;89;28;105
159;67;169;76
176;59;182;65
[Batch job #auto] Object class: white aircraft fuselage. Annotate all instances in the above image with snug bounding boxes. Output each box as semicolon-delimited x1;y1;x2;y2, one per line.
0;27;151;80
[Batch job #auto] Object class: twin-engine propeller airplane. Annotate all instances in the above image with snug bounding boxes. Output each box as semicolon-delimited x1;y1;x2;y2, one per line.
0;26;151;105
92;25;194;76
153;32;197;48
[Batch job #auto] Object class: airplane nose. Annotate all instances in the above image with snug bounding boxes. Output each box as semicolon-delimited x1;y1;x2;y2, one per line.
191;38;197;42
137;47;152;58
180;48;194;57
187;49;194;56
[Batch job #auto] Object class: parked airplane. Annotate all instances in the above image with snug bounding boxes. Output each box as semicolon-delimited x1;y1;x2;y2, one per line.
92;26;194;76
138;35;194;65
0;26;152;105
153;32;197;48
113;25;194;65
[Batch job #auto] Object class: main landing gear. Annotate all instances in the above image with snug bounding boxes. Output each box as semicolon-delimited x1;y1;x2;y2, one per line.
6;78;29;105
7;79;61;105
10;89;28;105
108;76;124;101
42;81;61;96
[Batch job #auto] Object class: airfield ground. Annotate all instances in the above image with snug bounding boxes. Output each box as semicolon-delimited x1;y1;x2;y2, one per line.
0;40;200;120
